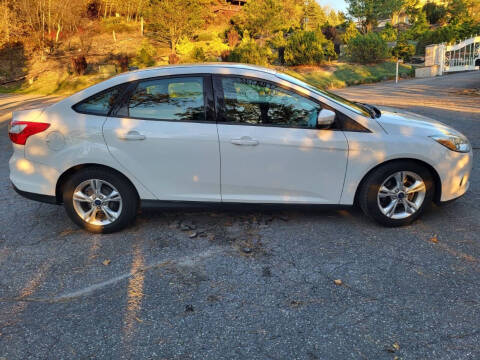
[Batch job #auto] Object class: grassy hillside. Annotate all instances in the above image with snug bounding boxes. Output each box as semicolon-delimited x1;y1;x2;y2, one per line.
0;19;413;96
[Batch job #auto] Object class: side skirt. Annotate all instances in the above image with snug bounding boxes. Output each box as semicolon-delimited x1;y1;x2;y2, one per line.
140;199;353;211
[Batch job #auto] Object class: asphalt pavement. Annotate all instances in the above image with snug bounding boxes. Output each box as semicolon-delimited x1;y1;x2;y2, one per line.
0;72;479;359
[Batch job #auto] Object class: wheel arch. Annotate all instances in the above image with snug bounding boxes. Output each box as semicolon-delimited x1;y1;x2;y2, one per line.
55;163;140;204
353;158;442;205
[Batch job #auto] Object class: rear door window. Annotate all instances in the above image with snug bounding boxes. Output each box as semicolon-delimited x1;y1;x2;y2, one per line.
120;77;206;121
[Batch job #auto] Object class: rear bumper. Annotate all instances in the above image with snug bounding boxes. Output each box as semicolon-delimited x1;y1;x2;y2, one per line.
9;153;60;197
12;184;59;204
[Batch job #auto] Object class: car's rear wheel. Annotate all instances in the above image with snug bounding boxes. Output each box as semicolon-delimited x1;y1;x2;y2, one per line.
359;161;435;227
63;168;138;233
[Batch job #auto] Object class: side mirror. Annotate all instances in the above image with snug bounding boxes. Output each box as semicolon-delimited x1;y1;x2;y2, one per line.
317;109;336;127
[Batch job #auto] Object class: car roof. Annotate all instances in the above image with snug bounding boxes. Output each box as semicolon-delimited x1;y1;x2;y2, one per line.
122;63;278;77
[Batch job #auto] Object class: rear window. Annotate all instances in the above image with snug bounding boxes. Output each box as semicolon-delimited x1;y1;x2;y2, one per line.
73;84;126;116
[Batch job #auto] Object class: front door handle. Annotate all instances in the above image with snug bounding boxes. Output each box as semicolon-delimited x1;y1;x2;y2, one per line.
230;136;259;146
118;130;146;141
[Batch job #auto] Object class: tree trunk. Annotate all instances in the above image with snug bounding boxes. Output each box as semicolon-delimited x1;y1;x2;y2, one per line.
56;23;61;42
48;0;51;34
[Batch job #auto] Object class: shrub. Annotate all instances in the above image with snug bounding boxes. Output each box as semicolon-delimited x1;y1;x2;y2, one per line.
346;33;389;64
284;31;336;66
116;54;129;72
392;40;415;62
86;0;101;19
415;21;480;55
321;25;337;41
380;23;397;42
225;35;273;65
342;22;359;44
196;32;214;42
132;40;156;68
71;55;87;75
220;50;231;61
192;47;206;62
168;53;180;64
227;29;240;48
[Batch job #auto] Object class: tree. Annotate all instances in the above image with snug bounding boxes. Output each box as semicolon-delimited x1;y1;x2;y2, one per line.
379;22;397;41
447;0;469;24
147;0;209;54
392;39;415;61
235;0;304;39
302;0;327;31
423;3;447;25
342;21;359;44
345;0;405;33
403;10;429;40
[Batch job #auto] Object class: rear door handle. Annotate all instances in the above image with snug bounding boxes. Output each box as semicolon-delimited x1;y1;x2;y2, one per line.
230;136;259;146
118;130;146;141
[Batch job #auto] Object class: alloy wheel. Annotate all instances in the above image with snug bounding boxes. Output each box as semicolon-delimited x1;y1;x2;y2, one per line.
72;179;123;226
377;171;426;220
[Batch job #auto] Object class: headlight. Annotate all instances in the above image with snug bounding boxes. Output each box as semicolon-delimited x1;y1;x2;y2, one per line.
430;134;471;153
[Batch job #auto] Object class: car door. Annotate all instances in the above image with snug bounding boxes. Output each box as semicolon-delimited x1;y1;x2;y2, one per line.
214;75;348;204
103;75;221;202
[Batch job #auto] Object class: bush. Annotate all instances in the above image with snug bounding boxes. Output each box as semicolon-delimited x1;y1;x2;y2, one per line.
415;21;480;55
71;55;87;75
225;35;273;65
392;40;415;62
380;23;397;42
346;33;389;64
192;47;206;62
196;32;214;42
342;22;359;44
284;30;336;66
86;0;101;19
168;53;180;64
116;54;129;72
176;37;229;62
132;40;156;68
227;29;240;48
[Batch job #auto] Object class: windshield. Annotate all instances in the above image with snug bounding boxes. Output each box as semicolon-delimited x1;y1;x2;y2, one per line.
276;72;372;118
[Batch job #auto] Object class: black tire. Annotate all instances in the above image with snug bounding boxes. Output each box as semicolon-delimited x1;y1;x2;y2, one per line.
63;167;138;233
358;161;435;227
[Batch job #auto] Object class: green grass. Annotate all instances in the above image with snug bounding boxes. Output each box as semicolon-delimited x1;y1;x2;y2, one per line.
0;70;112;96
0;61;414;96
284;61;414;90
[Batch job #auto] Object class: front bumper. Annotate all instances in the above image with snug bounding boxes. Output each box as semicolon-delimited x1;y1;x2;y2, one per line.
438;150;473;202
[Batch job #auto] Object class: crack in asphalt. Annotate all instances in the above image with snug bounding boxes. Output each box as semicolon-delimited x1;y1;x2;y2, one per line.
0;247;224;304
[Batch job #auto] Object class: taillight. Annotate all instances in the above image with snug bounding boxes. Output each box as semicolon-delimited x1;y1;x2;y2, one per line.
8;121;50;145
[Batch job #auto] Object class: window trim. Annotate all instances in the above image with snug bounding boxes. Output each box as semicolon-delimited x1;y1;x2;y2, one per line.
72;83;130;117
213;74;370;132
109;74;216;124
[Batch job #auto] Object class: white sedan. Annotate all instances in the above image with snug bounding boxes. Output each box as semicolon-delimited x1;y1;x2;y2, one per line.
9;64;473;233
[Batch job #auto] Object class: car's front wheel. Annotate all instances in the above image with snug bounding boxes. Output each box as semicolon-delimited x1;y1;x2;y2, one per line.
63;168;138;233
359;161;435;227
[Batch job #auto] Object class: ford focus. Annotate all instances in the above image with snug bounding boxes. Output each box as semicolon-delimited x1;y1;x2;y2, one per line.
9;64;472;233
